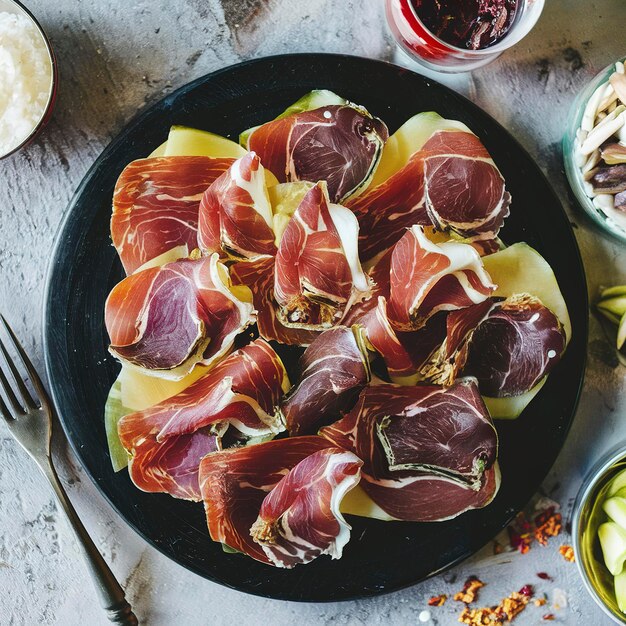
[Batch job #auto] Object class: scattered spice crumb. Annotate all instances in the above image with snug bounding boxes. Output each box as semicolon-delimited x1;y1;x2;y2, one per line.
542;614;556;621
559;545;575;562
428;594;447;607
534;597;547;607
493;541;503;555
534;508;562;546
458;586;533;624
454;576;485;604
537;572;553;581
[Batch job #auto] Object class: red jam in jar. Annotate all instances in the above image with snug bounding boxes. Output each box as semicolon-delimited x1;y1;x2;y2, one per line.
385;0;544;73
412;0;518;50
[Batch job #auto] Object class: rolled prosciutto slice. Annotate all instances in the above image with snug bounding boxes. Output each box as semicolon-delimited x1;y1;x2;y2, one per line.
117;340;288;500
421;130;511;240
320;380;499;521
273;182;372;339
346;130;510;261
357;296;447;385
250;448;362;568
198;152;276;261
105;254;255;378
462;294;566;397
280;326;371;436
247;104;388;202
112;156;233;274
388;225;495;331
199;436;335;564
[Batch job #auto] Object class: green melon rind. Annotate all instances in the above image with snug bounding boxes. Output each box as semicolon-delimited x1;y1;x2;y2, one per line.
104;376;131;472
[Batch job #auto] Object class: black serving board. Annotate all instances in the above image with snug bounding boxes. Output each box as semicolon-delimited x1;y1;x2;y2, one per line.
44;54;587;601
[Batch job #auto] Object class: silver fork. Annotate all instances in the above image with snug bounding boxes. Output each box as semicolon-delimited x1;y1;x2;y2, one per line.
0;316;138;625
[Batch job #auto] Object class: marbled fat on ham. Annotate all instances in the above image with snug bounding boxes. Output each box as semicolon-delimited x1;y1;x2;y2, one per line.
111;156;233;274
320;380;499;521
273;182;371;339
250;448;362;568
346;129;510;261
199;436;335;564
463;294;566;397
198;152;276;261
105;254;254;378
247;104;389;202
388;225;495;331
117;340;288;500
421;130;511;240
280;326;371;436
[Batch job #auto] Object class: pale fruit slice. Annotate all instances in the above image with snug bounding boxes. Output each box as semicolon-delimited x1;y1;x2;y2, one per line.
134;244;189;274
604;497;626;530
614;487;626;500
371;111;470;187
104;376;131;472
615;570;626;613
339;485;396;521
608;469;626;497
483;378;547;420
599;522;626;576
618;312;626;350
268;181;315;245
149;142;167;158
119;363;209;412
601;285;626;299
480;243;570;418
482;242;571;343
163;125;246;158
239;89;347;148
598;296;626;318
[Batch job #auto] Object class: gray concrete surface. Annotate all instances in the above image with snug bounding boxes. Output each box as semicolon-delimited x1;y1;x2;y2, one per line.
0;1;625;624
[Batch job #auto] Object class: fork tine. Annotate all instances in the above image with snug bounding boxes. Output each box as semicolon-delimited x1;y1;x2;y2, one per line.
0;316;48;408
0;391;12;421
0;335;39;410
0;341;27;415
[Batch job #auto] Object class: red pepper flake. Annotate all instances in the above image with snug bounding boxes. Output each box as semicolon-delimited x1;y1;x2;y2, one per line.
519;584;534;598
559;545;575;562
454;576;485;604
428;594;447;607
542;614;556;621
537;572;553;581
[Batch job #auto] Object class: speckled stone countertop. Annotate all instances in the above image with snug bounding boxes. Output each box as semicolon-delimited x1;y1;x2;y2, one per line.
1;1;625;624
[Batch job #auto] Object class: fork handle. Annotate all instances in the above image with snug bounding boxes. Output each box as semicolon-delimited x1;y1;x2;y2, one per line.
40;460;139;625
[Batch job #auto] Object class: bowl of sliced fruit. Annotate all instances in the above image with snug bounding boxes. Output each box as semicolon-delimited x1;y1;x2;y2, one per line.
573;445;626;624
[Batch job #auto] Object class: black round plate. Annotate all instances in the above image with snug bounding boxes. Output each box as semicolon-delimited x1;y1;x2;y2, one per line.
44;54;587;601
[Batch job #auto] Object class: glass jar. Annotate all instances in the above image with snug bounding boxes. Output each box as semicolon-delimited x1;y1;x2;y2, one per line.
563;58;626;244
384;0;545;73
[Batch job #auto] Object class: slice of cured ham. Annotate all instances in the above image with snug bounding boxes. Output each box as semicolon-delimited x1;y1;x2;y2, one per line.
462;293;566;397
346;129;510;261
111;156;233;274
117;340;288;500
320;380;499;521
105;254;255;378
280;326;371;436
230;256;320;346
357;297;447;385
249;448;362;568
247;104;389;202
273;182;372;338
198;152;276;261
199;436;335;563
420;130;511;240
388;225;495;331
419;298;500;386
